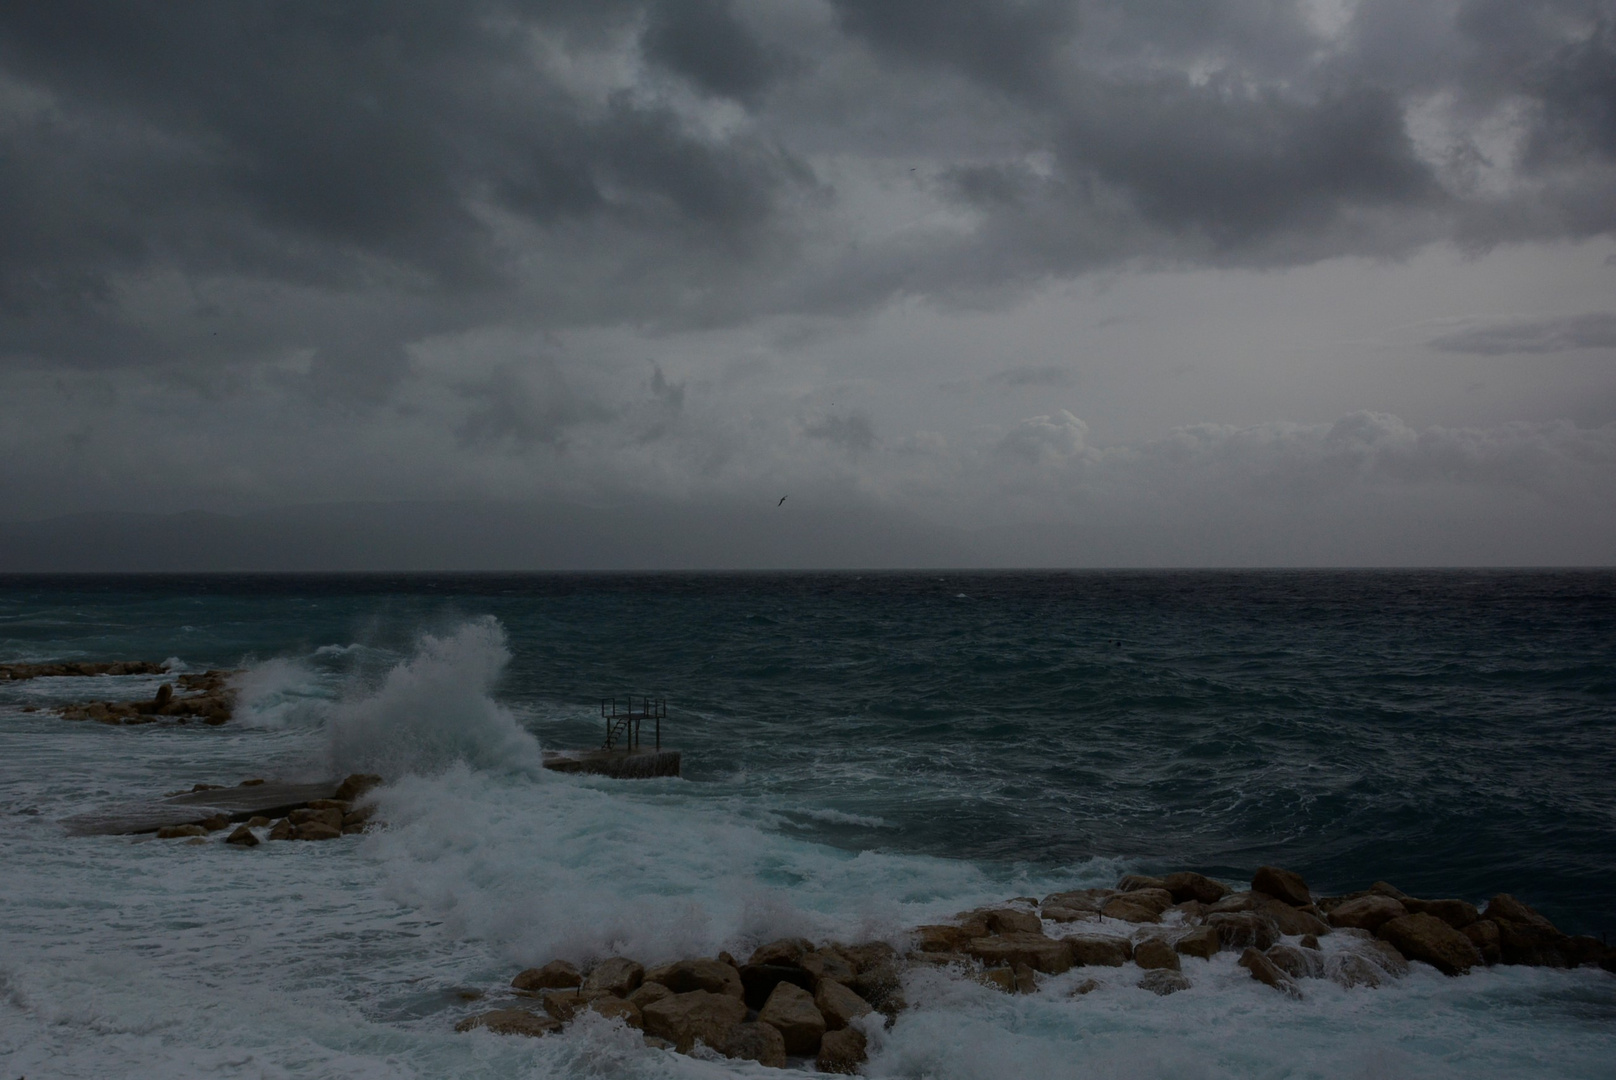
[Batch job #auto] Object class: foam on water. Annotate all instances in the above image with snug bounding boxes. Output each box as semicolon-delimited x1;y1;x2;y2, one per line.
3;612;1615;1078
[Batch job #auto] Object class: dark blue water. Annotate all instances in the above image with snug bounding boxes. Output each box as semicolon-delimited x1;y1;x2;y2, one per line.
3;570;1613;935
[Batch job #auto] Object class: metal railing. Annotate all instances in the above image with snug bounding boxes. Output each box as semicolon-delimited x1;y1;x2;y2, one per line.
600;696;665;751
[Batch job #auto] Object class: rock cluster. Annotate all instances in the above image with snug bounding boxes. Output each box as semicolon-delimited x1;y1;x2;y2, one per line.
2;660;169;679
57;670;237;726
149;773;384;844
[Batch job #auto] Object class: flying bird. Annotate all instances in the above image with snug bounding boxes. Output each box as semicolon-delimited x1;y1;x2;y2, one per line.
778;496;788;507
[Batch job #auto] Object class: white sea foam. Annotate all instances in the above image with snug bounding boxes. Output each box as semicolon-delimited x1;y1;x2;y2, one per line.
3;618;1614;1078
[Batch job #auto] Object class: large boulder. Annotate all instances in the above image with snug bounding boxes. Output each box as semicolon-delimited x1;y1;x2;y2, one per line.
1482;893;1558;931
1101;897;1162;924
815;979;873;1030
1325;952;1385;989
333;773;384;802
1132;939;1181;972
1496;920;1570;967
914;925;975;953
740;963;816;1009
817;1027;869;1074
1040;905;1100;924
757;981;826;1056
1403;898;1479;929
644;958;744;999
967;908;1043;935
1042;888;1114;913
1264;942;1322;980
800;949;857;987
1462;920;1501;965
1174;926;1220;960
749;937;813;967
1252;866;1312;907
640;990;747;1053
294;821;342;841
583;957;644;997
720;1021;787;1068
1328;895;1407;933
1239;947;1303;999
225;825;259;847
966;932;1073;974
1162;872;1231;905
513;960;581;992
1377;914;1482;976
1207;911;1280;951
1254;894;1330;937
586;997;643;1028
628;981;673;1010
1118;874;1168;893
455;1008;561;1037
1065;936;1133;967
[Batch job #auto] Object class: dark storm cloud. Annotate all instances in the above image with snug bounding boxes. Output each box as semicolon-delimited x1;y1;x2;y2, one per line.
803;411;877;452
1428;312;1616;354
1;0;1614;378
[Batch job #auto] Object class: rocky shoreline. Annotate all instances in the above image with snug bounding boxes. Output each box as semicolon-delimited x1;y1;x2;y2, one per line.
456;865;1615;1074
139;773;383;844
4;660;239;725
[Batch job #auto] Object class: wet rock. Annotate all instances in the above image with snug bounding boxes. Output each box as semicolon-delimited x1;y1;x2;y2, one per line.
1169;900;1206;923
1041;905;1100;924
294;821;342;841
583;957;644;998
817;1026;868;1074
1070;978;1100;996
1101;898;1162;924
1138;969;1191;996
1463;920;1502;965
908;951;972;969
1162;871;1231;905
1042;888;1114;913
1065;936;1133;967
1239;947;1303;999
1118;874;1168;893
1326;952;1385;989
643;1034;674;1050
245;815;272;828
1377;914;1482;976
1264;943;1322;980
1328;894;1407;932
238;778;265;786
225;824;259;847
840;942;897;973
1132;939;1180;972
628;981;673;1010
1252;866;1312;907
966;932;1073;974
1206;911;1280;951
585;996;643;1028
1299;934;1320;950
199;813;231;832
1013;962;1038;994
740;963;816;1010
977;967;1016;993
1206;891;1259;914
1561;936;1606;967
749;937;814;968
1482;893;1558;931
1174;926;1220;960
721;1021;787;1068
455;1008;560;1037
914;925;975;953
1254;894;1330;937
1496;920;1570;967
639;989;747;1053
156;824;207;838
968;908;1043;935
540;989;598;1022
801;949;858;987
268;818;293;841
289;807;344;831
757;981;826;1055
850;961;904;1018
815;978;873;1029
644;958;745;999
1360;938;1411;977
333;773;384;802
1403;898;1479;930
153;683;173;709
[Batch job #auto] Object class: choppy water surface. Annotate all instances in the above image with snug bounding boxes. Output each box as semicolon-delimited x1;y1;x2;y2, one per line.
2;571;1613;1078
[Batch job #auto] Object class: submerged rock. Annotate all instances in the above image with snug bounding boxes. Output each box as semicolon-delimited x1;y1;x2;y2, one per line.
1138;969;1192;996
455;1008;560;1037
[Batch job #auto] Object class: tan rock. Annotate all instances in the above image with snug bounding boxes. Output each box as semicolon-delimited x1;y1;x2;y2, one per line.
1325;952;1385;989
586;996;643;1028
1206;911;1280;951
268;818;293;841
455;1008;560;1037
225;824;259;847
289;807;344;831
1376;913;1482;976
1482;893;1558;931
850;961;904;1015
757;981;826;1056
642;1035;674;1050
817;1026;868;1074
294;821;342;841
1118;874;1168;892
540;989;596;1022
644;958;744;999
1403;898;1479;929
639;989;747;1053
1041;905;1100;924
1206;891;1259;914
969;908;1043;935
1101;898;1162;924
720;1021;787;1068
306;798;350;813
1132;939;1180;971
1138;969;1191;995
749;937;813;967
1239;947;1303;999
1175;926;1220;960
800;949;858;987
199;813;231;832
583;957;643;997
1065;936;1132;967
155;824;207;838
1462;920;1501;965
1360;937;1411;977
965;932;1072;974
1042;888;1113;913
1252;866;1311;907
333;773;384;802
1170;900;1206;923
740;963;816;1009
914;925;974;953
1328;894;1406;932
977;967;1016;993
1013;962;1038;994
1496;920;1570;967
1253;894;1329;936
839;941;897;973
1162;871;1231;904
1264;943;1321;980
1070;978;1100;996
815;978;873;1030
245;815;272;828
628;981;673;1010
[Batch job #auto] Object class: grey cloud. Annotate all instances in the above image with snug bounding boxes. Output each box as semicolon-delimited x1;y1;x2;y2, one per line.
453;361;609;450
642;0;781;105
986;365;1076;387
803;411;876;452
1427;312;1616;354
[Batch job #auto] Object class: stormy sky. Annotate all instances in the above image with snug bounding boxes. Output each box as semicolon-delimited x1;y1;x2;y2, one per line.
2;0;1614;567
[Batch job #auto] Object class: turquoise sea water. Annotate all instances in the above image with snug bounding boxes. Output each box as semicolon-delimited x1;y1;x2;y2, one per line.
2;571;1613;1078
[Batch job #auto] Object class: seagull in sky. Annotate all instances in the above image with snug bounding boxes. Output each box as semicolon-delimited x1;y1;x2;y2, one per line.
778;496;788;507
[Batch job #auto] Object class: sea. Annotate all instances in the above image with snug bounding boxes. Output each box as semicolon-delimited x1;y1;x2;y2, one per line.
1;570;1613;1079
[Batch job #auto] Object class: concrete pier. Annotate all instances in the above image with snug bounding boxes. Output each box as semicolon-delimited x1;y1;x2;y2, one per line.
541;748;681;779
